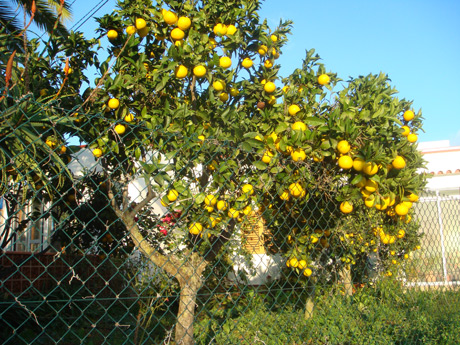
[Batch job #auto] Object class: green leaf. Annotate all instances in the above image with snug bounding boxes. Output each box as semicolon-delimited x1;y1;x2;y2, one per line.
195;193;205;204
275;122;288;133
253;161;267;170
304;117;326;126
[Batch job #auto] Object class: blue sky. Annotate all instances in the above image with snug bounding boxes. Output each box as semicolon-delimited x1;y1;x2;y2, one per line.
65;0;460;145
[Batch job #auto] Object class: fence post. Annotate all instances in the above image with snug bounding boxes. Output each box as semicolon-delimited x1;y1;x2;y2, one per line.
435;190;449;283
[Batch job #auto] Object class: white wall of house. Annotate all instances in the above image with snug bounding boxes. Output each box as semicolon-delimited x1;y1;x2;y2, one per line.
419;140;460;194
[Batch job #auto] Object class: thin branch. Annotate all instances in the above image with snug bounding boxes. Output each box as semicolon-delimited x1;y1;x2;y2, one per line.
130;183;156;217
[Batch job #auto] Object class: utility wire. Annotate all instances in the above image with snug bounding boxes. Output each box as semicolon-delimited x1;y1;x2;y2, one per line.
70;0;111;31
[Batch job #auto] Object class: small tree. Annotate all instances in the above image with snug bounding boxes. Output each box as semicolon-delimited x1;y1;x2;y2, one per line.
64;0;427;343
0;19;99;257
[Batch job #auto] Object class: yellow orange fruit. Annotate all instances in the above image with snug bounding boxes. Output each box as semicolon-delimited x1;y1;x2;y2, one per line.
163;11;178;25
258;44;268;55
403;110;415;121
289;258;299;268
114;124;126;135
262;150;274;164
242;184;254;195
177;16;191;30
92;148;103;158
193;65;206;77
340;201;353;214
392;156;406;169
280;190;290;201
219;93;229;102
364;195;375;208
401;125;410;136
230;88;239;97
204;195;217;206
353;157;365;171
226;24;237;35
126;25;136;35
167;189;179;202
395;203;409;216
288;104;301;116
298;259;307;270
219;56;232;69
270;34;278;42
408;193;419;202
242;57;253;69
217;200;228;211
364;179;378;192
303;268;313;277
318;74;330;85
189;222;202;235
264;60;273;68
292;121;307;131
291;148;306;162
407;133;418;143
338;155;353;170
135;18;147;30
175;65;188;78
243;205;253;215
171;28;185;40
107;29;118;40
337;140;351;154
212;80;226;91
108;98;120;109
213;23;227;36
289;183;303;197
363;162;378;176
124;114;135;123
264;82;276;93
228;208;240;219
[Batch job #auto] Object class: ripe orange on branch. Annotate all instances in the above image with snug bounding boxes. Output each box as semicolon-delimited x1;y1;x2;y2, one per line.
264;82;276;93
171;28;185;40
177;17;191;30
318;74;330;85
403;110;415;121
288;104;300;116
108;98;120;109
241;58;253;69
338;155;353;170
219;56;232;69
175;65;188;78
193;65;206;77
135;18;147;30
163;11;178;25
392;156;406;169
337;140;351;154
114;124;126;135
340;201;353;214
107;30;118;40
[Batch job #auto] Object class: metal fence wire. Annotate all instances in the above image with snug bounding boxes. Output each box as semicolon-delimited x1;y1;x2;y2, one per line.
1;100;460;345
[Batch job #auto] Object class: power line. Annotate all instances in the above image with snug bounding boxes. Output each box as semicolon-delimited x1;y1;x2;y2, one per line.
70;0;111;31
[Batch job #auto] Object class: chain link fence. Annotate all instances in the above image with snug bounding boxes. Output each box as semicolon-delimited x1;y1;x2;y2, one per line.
1;101;460;345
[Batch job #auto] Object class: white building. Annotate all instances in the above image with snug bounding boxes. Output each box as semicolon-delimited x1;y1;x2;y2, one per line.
418;140;460;195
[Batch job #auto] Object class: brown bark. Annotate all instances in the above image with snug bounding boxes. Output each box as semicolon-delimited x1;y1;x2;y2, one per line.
340;266;353;296
175;260;206;345
121;210;208;345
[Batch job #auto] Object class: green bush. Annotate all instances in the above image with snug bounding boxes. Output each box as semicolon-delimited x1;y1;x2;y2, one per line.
195;281;460;345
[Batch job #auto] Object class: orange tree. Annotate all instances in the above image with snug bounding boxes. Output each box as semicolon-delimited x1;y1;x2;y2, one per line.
74;0;426;343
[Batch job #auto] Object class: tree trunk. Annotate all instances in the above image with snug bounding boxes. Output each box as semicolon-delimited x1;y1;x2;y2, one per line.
175;276;203;345
340;266;353;296
304;284;316;319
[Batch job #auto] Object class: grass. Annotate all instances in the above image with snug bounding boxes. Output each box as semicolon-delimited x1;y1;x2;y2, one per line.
2;279;460;344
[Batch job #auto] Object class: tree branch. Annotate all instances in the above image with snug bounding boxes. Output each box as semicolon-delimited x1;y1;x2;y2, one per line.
204;219;236;261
